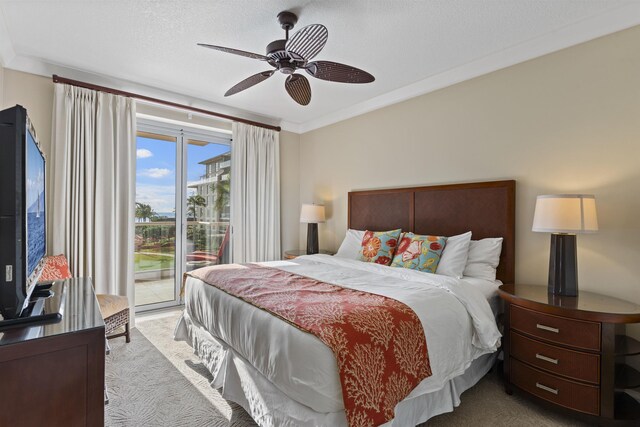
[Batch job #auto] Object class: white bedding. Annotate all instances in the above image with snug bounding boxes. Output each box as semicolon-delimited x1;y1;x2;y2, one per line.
176;254;501;418
178;313;496;426
460;276;502;317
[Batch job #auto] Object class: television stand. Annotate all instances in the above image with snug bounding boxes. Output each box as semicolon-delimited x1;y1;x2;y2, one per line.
0;281;65;329
0;278;105;426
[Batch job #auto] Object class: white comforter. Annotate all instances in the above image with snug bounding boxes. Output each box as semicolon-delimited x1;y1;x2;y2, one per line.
178;254;501;413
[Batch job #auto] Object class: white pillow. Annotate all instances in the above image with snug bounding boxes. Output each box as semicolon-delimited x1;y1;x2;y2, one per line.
435;231;472;279
463;238;503;281
335;229;365;259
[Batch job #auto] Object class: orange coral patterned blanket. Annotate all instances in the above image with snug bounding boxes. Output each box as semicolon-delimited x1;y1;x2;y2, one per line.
188;263;432;426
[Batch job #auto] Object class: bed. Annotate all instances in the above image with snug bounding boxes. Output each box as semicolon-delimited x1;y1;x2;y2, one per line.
175;180;516;426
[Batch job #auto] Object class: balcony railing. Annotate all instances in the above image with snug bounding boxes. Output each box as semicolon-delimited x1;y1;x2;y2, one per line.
134;220;229;306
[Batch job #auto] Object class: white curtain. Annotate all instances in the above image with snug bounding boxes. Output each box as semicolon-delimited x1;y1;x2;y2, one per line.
50;83;136;310
230;122;281;262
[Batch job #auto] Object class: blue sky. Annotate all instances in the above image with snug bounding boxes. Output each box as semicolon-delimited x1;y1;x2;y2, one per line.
135;136;230;213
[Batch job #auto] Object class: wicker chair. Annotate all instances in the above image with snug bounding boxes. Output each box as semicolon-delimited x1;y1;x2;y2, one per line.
39;255;130;343
96;294;130;342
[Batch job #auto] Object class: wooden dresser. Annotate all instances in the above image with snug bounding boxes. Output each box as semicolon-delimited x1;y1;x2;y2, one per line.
499;284;640;424
0;278;105;426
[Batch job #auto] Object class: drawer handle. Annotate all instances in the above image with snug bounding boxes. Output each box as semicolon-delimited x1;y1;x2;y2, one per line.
535;353;559;365
536;323;559;333
536;382;559;395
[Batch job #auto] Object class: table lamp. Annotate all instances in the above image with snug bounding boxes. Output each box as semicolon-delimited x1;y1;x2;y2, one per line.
532;194;598;296
300;204;325;255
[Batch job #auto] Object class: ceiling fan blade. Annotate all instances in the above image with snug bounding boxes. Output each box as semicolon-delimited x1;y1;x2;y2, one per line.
305;61;375;83
285;74;311;106
197;43;269;61
285;24;328;61
225;70;275;97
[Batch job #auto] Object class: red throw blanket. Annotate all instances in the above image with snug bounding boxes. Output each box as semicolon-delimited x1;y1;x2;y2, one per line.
187;263;432;426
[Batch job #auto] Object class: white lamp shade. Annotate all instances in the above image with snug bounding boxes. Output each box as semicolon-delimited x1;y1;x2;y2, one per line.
532;194;598;233
300;204;326;223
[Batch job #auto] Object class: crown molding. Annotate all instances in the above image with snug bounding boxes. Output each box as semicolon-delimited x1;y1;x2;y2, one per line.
296;3;640;134
279;120;302;133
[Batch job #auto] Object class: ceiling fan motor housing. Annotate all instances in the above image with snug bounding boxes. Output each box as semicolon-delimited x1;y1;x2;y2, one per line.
266;39;287;56
266;39;300;74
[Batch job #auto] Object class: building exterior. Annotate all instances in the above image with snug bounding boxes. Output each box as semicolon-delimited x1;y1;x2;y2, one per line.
187;152;231;222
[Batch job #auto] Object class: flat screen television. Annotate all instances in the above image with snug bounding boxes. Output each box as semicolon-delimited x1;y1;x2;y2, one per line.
0;105;48;320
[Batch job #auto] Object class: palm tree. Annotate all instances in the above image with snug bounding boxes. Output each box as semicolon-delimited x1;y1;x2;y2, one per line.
187;195;207;220
135;202;157;222
212;180;230;219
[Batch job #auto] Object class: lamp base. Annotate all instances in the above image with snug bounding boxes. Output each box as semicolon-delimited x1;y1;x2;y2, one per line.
548;233;578;296
306;223;319;255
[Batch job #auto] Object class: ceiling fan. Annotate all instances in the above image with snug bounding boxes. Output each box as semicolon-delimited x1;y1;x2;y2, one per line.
198;11;375;106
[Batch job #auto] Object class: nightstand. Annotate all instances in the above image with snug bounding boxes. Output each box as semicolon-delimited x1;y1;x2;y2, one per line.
498;284;640;424
284;249;334;260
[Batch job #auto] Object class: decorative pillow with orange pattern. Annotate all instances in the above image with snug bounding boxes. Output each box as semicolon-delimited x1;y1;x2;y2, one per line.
39;254;73;282
391;233;447;273
358;229;402;266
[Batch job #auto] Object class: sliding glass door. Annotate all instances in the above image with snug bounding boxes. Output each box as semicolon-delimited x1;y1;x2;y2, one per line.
185;138;231;274
134;131;178;308
134;119;231;311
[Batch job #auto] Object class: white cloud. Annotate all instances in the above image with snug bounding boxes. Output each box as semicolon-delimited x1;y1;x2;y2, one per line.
135;184;176;213
137;148;153;159
139;168;171;178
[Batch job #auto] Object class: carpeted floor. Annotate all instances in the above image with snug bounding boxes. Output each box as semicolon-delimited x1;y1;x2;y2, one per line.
105;308;588;426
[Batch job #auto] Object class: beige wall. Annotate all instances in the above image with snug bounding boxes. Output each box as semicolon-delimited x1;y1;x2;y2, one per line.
2;69;54;158
298;25;640;312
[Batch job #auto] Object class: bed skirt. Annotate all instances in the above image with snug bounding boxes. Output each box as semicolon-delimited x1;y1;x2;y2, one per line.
175;310;497;427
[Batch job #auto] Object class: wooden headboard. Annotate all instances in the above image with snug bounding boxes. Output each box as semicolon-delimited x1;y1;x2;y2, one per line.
348;180;516;284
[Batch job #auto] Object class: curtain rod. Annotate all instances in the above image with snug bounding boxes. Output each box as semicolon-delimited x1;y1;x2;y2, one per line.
52;75;281;132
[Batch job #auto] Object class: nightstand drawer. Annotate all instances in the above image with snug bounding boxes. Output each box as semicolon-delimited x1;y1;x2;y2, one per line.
510;331;600;384
511;359;599;416
510;305;601;351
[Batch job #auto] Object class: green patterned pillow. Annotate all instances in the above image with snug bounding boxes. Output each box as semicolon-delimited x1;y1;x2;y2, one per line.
391;232;447;273
358;229;402;266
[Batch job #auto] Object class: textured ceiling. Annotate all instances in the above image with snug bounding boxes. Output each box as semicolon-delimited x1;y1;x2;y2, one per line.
1;1;639;132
